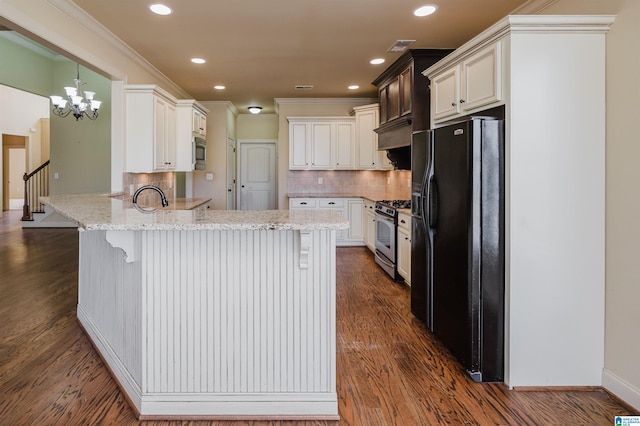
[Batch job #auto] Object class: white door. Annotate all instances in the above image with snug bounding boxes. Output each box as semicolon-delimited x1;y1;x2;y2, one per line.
226;138;236;209
238;141;277;210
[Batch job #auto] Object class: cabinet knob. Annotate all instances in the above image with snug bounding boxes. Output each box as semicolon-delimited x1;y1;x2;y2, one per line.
451;102;456;107
459;99;466;104
328;202;335;205
400;219;406;224
301;202;307;205
405;237;409;241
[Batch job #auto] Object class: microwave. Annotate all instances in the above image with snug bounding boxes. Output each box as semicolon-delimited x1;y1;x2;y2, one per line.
194;136;206;170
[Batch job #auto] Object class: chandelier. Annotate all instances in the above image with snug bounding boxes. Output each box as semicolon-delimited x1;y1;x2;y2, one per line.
50;64;102;120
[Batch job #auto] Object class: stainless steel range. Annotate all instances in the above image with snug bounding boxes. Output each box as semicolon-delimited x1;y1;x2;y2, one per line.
374;199;411;280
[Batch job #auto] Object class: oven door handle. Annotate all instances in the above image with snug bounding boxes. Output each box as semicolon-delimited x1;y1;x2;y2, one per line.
376;213;395;223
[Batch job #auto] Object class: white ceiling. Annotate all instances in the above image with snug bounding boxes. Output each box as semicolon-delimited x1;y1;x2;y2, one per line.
70;0;531;114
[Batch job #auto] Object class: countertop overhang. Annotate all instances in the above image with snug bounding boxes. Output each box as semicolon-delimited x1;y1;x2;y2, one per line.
41;194;349;231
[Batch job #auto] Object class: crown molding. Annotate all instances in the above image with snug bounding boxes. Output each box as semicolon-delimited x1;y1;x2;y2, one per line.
7;0;190;98
423;14;615;78
45;0;189;97
274;97;377;115
511;0;558;15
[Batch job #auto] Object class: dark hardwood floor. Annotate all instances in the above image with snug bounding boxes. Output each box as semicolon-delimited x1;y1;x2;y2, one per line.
0;209;636;425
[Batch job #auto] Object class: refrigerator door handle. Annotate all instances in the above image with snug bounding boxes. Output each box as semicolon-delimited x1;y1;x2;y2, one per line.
428;175;439;229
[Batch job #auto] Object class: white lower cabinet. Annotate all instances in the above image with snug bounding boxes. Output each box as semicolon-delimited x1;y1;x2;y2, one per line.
397;211;411;284
289;197;365;246
346;199;363;242
363;199;376;252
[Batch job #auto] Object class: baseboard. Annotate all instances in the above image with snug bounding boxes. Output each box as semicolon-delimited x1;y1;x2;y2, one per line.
603;369;640;411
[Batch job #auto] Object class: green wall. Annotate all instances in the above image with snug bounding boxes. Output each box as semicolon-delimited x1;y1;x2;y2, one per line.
0;34;111;194
0;36;54;96
49;61;111;194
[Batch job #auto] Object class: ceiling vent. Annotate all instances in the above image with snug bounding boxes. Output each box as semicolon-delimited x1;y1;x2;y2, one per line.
295;85;314;91
388;40;416;52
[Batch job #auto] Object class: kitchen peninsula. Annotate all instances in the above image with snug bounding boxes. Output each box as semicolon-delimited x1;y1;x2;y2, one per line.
41;194;347;420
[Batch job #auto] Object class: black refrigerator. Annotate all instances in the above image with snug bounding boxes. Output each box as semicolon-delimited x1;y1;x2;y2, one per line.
410;117;505;382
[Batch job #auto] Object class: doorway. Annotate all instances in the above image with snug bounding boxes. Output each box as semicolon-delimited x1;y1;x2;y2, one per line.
2;134;28;211
237;140;277;210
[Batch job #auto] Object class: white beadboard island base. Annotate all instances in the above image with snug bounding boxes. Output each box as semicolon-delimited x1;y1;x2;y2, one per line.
41;194;347;420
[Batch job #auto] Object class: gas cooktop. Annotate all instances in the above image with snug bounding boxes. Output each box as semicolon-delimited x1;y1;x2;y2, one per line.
376;199;411;209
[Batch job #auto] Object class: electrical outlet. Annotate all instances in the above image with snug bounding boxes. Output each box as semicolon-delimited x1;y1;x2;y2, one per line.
387;177;390;185
206;173;213;181
53;172;59;179
129;184;134;195
318;177;323;184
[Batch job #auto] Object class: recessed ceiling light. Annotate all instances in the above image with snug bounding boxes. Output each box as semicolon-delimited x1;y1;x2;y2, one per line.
370;58;385;65
348;85;360;90
414;5;437;17
191;58;206;64
214;85;226;90
149;4;172;15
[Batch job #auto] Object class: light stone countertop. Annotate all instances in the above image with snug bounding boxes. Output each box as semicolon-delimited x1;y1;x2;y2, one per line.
287;192;411;202
41;194;349;231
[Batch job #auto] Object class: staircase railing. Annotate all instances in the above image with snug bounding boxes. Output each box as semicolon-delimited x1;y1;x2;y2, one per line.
22;160;50;221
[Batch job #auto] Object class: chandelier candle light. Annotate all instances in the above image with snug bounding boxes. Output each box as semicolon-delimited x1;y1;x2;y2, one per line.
50;64;101;120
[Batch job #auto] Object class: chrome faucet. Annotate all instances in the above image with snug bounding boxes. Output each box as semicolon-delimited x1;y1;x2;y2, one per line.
132;185;169;207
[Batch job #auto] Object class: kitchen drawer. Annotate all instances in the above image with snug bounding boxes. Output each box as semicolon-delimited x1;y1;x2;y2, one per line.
398;212;411;231
318;198;344;208
289;198;317;208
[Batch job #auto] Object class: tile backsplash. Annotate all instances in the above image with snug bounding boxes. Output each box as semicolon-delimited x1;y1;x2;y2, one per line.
115;172;176;205
287;169;411;199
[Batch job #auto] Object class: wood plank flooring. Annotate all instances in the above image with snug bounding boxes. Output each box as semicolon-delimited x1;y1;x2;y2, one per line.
0;210;636;425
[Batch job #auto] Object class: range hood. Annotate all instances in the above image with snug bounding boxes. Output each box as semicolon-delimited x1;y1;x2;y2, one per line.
374;118;412;170
385;146;411;170
374;118;412;150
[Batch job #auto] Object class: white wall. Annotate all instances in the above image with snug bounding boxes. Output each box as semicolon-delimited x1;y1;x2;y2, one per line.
0;84;49;213
192;102;237;209
539;0;639;409
237;113;279;140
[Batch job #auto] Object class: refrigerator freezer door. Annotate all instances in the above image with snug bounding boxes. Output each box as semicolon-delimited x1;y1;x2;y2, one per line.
410;130;434;329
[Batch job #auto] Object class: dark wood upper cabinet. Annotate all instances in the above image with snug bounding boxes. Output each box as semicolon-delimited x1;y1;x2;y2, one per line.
400;66;412;116
387;78;400;121
373;49;454;135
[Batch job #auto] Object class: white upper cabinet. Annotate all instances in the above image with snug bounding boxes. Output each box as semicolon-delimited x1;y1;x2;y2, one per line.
176;100;208;171
126;86;207;173
431;42;502;123
192;108;206;136
125;85;177;172
288;117;355;170
310;122;333;169
289;121;310;169
153;97;176;170
335;121;356;169
351;104;393;170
